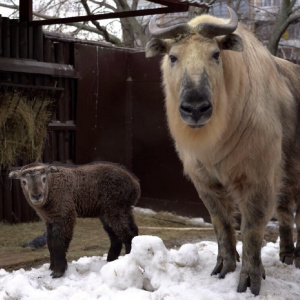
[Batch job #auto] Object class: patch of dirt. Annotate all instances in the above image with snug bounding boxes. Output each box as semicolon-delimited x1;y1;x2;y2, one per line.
0;210;281;272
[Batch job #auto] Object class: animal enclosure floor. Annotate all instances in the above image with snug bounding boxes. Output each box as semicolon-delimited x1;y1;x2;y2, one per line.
0;209;280;272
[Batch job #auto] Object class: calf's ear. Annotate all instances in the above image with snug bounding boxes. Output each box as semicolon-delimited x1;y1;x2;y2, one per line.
9;170;21;179
46;166;59;174
145;38;170;57
218;34;243;52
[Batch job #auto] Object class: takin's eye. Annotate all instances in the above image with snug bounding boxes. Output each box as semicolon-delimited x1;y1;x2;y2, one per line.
42;176;46;183
169;54;178;64
212;51;220;62
22;180;27;186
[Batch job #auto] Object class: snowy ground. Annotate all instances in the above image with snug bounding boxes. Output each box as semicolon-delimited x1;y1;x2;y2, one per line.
1;212;300;299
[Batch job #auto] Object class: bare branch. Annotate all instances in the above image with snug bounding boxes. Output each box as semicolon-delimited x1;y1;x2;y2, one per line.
80;0;123;45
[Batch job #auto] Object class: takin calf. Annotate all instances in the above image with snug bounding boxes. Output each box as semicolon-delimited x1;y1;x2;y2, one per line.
9;162;140;278
146;6;300;296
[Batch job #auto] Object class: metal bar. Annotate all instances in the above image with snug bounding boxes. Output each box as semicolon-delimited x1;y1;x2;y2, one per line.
150;0;210;8
30;6;186;26
19;0;32;22
0;57;76;78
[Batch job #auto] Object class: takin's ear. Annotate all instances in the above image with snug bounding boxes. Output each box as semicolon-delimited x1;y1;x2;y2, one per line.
218;34;244;52
46;166;59;174
145;38;171;58
9;170;21;179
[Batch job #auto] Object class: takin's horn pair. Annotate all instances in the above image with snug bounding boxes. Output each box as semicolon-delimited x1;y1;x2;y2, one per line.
148;6;238;39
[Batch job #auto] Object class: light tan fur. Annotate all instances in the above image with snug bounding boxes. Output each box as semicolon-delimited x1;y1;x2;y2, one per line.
146;12;300;295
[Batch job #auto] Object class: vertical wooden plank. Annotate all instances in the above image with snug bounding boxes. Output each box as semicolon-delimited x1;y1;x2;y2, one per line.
43;133;52;162
52;131;58;162
10;19;19;58
63;42;70;64
64;131;71;163
19;23;29;83
0;15;3;56
43;38;54;63
4;174;13;223
43;39;54;86
0;174;4;221
33;26;43;61
54;42;64;64
12;180;22;223
10;19;19;83
19;21;28;59
28;25;33;59
2;17;10;57
58;131;66;162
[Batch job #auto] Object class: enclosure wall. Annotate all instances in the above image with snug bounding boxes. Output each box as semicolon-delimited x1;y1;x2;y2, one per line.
0;23;209;222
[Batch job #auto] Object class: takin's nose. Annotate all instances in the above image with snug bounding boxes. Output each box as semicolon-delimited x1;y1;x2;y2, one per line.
31;193;42;201
179;100;212;124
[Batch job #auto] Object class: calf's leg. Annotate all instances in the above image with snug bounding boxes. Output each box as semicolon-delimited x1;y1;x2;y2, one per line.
100;218;123;262
100;210;138;261
124;213;139;254
46;222;73;278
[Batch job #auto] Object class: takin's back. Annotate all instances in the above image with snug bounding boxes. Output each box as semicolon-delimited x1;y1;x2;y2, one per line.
50;162;140;218
275;57;300;105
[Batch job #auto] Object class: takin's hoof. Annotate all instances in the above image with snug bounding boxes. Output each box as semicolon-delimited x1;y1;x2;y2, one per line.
211;256;237;279
237;267;265;296
50;270;65;278
295;257;300;268
280;252;294;265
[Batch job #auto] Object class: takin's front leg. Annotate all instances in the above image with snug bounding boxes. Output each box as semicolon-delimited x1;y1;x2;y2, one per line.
46;222;73;278
294;188;300;268
276;191;295;265
237;192;273;296
200;192;239;278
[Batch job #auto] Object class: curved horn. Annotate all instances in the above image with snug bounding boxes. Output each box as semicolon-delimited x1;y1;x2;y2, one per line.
148;16;191;39
148;6;238;39
195;7;239;38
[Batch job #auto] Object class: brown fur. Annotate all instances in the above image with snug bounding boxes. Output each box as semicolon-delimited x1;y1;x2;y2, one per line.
9;162;140;278
146;13;300;295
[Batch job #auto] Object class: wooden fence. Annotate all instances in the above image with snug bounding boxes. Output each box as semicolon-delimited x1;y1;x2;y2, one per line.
0;16;77;222
0;16;210;223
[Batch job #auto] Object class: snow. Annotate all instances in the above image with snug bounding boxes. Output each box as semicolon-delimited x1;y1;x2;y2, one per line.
1;233;300;299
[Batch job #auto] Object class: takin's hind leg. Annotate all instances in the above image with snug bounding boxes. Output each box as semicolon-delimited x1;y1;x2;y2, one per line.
100;210;138;260
294;189;300;268
100;216;123;261
276;192;295;265
123;213;139;254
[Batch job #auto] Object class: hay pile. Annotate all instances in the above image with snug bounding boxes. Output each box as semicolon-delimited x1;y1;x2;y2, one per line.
0;91;55;169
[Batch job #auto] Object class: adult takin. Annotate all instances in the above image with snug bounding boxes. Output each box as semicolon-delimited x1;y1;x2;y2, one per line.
9;162;140;278
146;7;300;295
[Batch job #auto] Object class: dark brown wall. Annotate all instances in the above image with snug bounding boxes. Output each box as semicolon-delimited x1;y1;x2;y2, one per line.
129;52;209;220
75;44;131;166
0;20;209;222
74;45;209;220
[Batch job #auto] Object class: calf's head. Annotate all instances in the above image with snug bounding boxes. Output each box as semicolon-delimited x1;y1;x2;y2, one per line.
9;163;58;206
146;7;243;128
